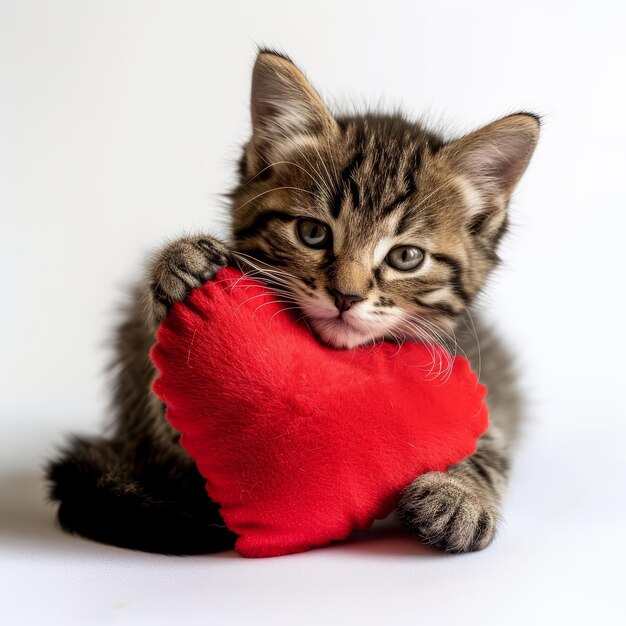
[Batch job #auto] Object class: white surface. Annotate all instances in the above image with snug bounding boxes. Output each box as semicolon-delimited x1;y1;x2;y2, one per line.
1;1;625;624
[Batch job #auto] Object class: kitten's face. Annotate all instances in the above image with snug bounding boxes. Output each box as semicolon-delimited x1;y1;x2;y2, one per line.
231;52;538;349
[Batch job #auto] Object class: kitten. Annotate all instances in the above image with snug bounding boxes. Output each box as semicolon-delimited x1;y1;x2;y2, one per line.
47;50;538;554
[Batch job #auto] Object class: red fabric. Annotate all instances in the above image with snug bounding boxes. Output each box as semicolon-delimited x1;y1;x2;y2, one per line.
151;268;488;558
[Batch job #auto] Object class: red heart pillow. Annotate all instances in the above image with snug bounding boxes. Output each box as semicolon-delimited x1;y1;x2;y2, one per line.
150;268;488;557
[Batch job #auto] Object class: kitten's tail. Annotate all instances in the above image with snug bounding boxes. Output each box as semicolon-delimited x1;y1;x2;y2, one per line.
46;436;236;554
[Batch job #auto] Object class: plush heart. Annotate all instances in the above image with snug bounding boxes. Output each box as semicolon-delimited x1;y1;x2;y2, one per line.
150;267;488;557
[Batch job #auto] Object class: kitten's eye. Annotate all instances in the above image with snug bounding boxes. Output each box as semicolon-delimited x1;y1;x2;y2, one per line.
297;219;332;249
386;245;424;271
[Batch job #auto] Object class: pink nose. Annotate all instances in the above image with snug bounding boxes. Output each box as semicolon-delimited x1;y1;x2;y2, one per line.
329;289;365;312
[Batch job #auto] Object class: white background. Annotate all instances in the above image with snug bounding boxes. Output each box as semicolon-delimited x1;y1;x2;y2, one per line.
1;1;625;624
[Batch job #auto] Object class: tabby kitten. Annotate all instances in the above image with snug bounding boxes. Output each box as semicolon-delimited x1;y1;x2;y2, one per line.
48;50;539;554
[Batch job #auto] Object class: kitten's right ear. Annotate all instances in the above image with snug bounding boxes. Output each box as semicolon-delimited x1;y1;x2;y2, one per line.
250;50;337;157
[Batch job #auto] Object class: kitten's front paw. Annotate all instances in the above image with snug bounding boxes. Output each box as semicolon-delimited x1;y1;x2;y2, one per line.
397;472;498;553
147;236;230;327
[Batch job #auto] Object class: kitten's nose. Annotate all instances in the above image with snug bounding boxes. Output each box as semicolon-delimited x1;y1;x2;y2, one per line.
329;289;365;313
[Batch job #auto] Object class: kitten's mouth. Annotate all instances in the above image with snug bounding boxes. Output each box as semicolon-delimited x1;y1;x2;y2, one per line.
313;309;361;330
307;314;380;350
334;312;357;326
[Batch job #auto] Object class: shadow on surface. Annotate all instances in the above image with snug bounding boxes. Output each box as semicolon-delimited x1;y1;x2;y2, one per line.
206;515;442;561
331;515;443;559
0;469;440;561
0;469;103;556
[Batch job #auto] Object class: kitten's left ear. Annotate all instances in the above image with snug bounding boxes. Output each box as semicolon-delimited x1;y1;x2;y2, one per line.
440;113;539;242
443;113;540;198
250;50;337;156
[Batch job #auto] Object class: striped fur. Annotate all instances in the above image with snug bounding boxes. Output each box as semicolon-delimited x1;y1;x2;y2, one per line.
47;50;538;554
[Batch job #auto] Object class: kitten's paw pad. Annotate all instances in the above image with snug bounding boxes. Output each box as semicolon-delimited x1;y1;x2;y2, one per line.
148;236;230;324
398;471;497;553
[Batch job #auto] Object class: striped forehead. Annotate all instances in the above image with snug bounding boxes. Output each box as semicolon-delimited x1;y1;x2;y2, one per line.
328;148;423;218
319;122;441;241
